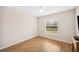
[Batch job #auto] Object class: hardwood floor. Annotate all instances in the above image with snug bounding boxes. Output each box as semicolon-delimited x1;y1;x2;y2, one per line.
0;36;72;52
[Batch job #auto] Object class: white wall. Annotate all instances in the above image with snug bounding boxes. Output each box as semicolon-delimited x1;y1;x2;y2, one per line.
38;10;75;43
0;7;75;50
0;7;37;49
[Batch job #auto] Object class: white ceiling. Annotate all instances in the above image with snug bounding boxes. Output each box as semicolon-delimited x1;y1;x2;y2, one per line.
8;6;75;17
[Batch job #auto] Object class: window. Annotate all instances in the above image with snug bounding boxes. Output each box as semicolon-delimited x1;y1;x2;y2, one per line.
45;19;58;34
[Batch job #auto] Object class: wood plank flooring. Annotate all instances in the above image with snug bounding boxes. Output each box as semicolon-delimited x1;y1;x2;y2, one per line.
0;36;72;52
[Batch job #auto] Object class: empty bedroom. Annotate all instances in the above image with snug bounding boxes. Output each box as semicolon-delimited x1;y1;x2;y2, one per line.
0;6;79;52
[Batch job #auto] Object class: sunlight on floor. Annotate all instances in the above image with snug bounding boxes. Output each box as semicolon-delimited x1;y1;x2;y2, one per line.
43;41;61;52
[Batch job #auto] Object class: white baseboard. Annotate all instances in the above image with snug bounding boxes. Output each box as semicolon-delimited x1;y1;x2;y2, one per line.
0;34;71;50
39;35;72;44
0;35;37;50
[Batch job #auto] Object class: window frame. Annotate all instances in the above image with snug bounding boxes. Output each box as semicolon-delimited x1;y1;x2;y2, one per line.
45;19;59;35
